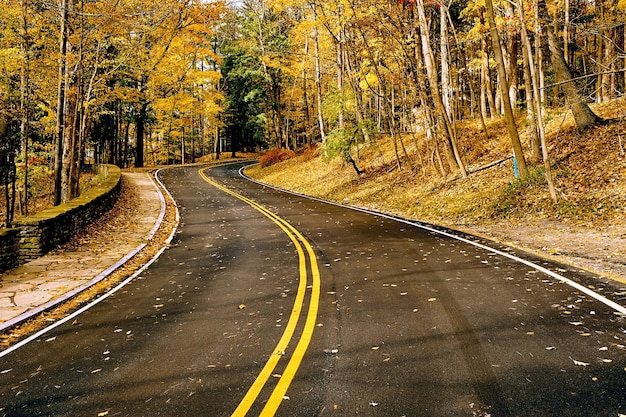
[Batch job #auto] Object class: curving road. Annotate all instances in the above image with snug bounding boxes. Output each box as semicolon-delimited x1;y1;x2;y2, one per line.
1;162;625;416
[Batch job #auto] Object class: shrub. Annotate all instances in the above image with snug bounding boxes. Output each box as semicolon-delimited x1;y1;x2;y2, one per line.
260;148;296;168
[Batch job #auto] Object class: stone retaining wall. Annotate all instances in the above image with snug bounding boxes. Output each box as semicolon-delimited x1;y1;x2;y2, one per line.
0;164;121;271
0;228;20;272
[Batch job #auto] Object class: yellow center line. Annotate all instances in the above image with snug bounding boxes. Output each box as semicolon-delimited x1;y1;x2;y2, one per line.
260;226;321;415
198;168;320;416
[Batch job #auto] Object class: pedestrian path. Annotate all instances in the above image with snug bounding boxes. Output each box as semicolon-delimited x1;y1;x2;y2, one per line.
0;172;164;331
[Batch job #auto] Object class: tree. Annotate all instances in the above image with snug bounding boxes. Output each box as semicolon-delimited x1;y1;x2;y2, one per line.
484;0;528;178
538;0;604;130
415;0;468;177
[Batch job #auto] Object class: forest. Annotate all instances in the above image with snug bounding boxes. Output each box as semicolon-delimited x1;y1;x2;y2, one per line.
1;0;625;228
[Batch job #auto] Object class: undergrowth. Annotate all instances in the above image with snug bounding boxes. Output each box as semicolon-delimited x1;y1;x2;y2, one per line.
247;99;625;230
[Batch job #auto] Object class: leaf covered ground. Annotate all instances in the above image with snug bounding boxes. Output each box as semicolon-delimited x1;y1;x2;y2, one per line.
246;100;626;284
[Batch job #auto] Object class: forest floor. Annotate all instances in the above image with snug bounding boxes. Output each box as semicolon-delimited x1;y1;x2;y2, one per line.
246;99;626;285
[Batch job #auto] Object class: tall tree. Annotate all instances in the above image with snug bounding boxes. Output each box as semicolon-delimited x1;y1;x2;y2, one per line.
484;0;528;178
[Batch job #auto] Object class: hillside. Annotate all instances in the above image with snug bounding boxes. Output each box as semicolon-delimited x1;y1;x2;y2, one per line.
246;99;626;284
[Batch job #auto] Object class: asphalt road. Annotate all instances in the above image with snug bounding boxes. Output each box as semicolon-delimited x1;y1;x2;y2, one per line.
1;162;625;416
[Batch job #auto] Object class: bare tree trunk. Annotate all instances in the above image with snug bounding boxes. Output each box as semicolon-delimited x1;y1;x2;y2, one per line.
440;2;452;116
521;37;540;162
53;0;68;206
534;1;545;104
19;0;32;216
484;0;528;178
564;0;570;64
482;36;495;118
313;25;326;144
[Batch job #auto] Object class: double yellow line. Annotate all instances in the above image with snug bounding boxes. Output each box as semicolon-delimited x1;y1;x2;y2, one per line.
198;168;321;416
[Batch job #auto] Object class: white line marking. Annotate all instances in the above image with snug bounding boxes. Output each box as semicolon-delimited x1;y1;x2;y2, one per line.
239;165;626;315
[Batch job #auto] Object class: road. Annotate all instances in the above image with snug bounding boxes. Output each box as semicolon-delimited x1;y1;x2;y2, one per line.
1;162;625;416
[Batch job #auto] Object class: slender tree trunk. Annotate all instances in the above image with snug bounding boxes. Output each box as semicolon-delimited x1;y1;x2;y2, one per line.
19;0;31;216
302;37;312;147
564;0;570;64
54;0;68;206
534;1;545;104
484;0;528;178
313;25;326;144
135;98;147;167
521;38;540;162
440;2;452;116
482;36;495;118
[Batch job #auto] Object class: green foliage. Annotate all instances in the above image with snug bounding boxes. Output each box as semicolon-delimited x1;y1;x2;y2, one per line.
323;119;374;167
323;127;359;162
321;88;356;125
222;46;269;151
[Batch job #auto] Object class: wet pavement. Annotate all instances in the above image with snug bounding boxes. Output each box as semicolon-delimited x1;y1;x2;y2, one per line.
0;172;164;331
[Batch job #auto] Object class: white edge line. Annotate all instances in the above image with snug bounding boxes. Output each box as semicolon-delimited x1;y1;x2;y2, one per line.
0;246;168;359
238;164;626;316
145;173;167;241
155;168;180;244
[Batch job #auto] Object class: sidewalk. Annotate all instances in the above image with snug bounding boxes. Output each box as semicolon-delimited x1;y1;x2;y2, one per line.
0;172;164;331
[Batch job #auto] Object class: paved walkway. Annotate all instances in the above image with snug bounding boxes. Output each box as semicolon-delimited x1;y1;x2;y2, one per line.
0;172;164;330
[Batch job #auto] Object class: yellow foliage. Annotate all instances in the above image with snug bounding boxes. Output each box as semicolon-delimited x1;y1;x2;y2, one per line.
359;72;380;91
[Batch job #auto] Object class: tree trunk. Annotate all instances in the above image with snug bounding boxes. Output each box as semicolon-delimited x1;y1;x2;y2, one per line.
53;0;68;206
540;1;604;130
313;25;326;144
484;0;528;178
440;2;452;116
521;37;541;162
135;100;147;167
482;36;495;118
19;0;31;216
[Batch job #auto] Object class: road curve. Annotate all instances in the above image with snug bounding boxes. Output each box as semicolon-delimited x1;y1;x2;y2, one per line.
0;162;625;417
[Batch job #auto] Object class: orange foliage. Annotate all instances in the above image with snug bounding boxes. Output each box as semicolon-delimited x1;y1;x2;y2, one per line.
259;148;296;168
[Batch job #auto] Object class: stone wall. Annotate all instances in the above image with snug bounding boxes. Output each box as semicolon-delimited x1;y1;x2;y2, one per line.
0;228;20;272
0;164;121;271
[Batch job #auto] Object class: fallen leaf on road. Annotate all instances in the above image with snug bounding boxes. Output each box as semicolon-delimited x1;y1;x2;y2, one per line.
238;304;246;310
571;357;590;366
